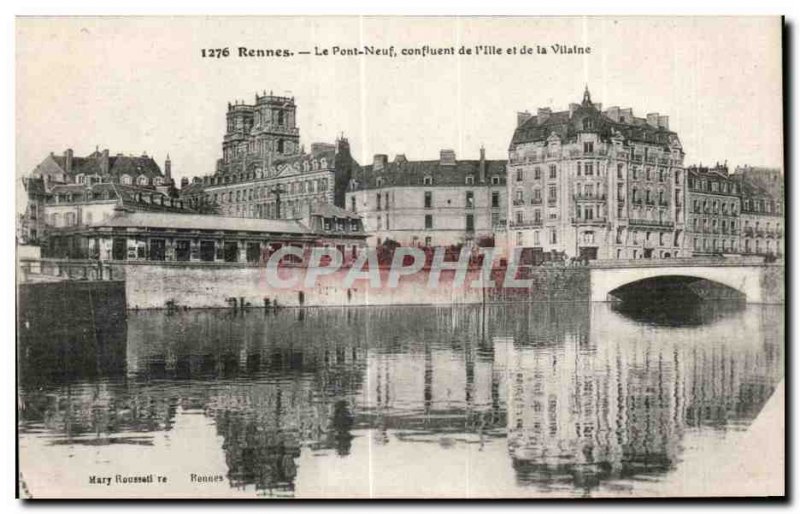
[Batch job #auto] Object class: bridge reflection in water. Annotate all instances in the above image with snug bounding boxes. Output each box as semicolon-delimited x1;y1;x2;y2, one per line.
18;301;783;498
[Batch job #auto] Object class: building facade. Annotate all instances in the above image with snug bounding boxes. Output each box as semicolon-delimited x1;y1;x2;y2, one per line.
20;149;182;244
684;165;742;256
45;208;366;264
345;148;508;249
507;88;686;262
736;178;783;257
179;93;357;219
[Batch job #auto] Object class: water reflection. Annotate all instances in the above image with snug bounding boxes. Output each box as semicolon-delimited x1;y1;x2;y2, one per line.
18;301;784;497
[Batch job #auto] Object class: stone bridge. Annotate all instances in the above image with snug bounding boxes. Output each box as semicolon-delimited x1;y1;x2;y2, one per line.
588;257;784;304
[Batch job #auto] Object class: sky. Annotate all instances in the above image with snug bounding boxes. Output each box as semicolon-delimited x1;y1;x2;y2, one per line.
16;16;783;196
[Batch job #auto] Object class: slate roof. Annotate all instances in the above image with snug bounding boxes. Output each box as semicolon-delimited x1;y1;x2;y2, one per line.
310;203;361;220
99;211;311;234
45;182;192;213
349;159;507;191
44;151;164;179
510;97;680;150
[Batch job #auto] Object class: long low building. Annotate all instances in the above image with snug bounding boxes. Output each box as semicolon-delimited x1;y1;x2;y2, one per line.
44;206;367;265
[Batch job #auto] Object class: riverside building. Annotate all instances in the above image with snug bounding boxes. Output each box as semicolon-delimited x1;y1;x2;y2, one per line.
345;148;508;249
506;87;686;262
179;93;358;220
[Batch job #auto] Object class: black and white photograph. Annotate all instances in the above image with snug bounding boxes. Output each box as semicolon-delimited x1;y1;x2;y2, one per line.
14;15;785;499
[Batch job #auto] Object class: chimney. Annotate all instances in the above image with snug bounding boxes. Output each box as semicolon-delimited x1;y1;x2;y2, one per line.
165;154;172;180
569;103;580;117
373;154;388;171
439;149;456;166
646;113;660;128
517;111;532;127
536;108;551;124
619;108;633;123
64;149;74;175
100;149;110;175
479;146;486;183
180;177;189;188
604;106;620;122
658;115;670;130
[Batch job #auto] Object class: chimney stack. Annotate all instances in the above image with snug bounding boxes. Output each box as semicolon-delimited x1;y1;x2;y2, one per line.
569;103;580;117
439;149;456;166
64;148;74;175
646;113;660;128
537;108;551;124
180;177;189;188
373;154;388;171
517;111;532;127
479;146;486;183
657;115;670;130
100;149;110;175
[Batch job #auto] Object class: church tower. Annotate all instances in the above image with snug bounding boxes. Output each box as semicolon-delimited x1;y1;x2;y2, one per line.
220;91;300;175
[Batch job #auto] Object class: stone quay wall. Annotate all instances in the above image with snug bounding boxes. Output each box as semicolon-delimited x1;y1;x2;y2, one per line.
121;262;591;310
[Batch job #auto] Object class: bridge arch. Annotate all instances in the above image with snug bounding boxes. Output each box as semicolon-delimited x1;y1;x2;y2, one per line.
589;265;765;303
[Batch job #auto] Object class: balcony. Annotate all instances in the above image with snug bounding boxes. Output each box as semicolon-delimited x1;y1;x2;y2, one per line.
509;219;543;229
531;197;543;205
573;192;607;202
628;218;675;229
547;199;557;206
571;217;607;226
512;199;525;206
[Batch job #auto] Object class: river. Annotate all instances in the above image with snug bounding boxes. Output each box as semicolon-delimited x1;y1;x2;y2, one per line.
17;301;784;498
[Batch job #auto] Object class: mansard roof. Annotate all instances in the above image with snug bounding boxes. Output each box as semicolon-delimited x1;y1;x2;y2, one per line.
510;95;680;151
350;158;507;191
38;151;164;179
99;211;310;234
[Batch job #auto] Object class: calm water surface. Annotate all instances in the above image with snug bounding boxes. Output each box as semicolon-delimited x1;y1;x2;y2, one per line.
18;301;784;498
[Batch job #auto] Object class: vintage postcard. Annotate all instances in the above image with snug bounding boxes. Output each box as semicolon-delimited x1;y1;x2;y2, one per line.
15;16;785;499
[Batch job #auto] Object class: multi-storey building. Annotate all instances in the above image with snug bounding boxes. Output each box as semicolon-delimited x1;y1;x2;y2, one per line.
684;164;742;256
20;148;183;244
345;148;507;248
507;88;686;262
179;93;358;219
736;177;784;257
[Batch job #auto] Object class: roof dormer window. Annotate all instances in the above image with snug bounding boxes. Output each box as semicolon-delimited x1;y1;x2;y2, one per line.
423;176;433;186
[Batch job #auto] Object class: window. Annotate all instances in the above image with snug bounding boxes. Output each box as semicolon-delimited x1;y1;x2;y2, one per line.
376;193;381;210
491;191;499;208
120;174;132;185
423;176;433;185
583;142;594;154
534;167;541;180
550;229;557;244
424;191;432;209
491;176;500;185
617;163;624;180
516;169;523;182
466;214;474;232
549;164;557;179
584;163;593;176
533;231;540;245
515;211;523;224
350;196;356;212
548;185;557;203
466;191;474;209
466;175;474;185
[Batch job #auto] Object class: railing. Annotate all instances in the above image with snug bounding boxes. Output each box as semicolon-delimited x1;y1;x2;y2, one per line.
589;255;769;269
508;220;543;229
628;219;675;228
573;193;607;201
512;199;525;206
571;217;607;226
18;258;125;283
530;198;543;205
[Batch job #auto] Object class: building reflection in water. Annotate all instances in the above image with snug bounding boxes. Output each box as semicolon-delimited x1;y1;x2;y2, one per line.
18;300;784;497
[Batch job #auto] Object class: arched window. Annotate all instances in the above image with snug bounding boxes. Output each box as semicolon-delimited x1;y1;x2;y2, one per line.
120;174;132;185
137;175;149;186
